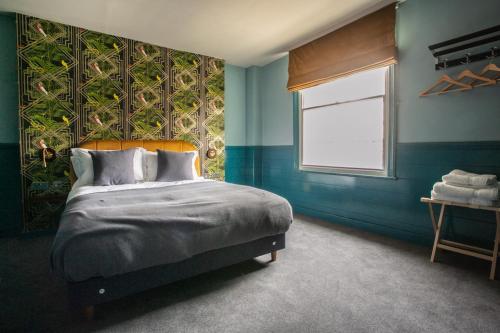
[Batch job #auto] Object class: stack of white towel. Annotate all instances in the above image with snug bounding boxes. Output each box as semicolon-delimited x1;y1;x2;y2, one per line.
431;169;499;206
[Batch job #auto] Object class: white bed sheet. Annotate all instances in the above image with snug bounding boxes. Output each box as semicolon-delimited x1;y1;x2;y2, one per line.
67;178;210;202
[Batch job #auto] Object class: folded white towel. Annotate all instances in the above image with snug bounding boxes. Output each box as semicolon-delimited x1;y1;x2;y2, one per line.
431;190;496;207
442;182;498;190
433;182;498;201
442;169;497;187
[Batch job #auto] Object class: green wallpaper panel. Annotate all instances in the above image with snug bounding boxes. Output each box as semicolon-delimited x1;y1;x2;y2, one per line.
17;14;225;231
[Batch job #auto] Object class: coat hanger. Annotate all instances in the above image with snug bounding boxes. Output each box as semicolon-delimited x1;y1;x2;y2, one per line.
440;54;496;92
441;69;496;92
420;74;472;97
474;48;500;80
479;63;500;80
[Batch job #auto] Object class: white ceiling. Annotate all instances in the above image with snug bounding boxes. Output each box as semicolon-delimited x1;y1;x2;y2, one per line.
0;0;394;67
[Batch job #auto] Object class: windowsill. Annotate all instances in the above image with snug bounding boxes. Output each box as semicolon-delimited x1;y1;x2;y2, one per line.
298;165;397;180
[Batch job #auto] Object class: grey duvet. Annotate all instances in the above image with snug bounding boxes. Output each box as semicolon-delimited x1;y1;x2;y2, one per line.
50;181;293;282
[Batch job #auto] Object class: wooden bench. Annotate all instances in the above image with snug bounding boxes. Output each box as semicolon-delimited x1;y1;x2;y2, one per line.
421;197;500;280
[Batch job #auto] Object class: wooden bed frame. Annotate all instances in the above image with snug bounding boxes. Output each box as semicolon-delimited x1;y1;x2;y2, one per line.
67;140;285;319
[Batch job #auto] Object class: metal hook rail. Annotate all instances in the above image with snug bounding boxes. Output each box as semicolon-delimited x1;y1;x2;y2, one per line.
429;25;500;70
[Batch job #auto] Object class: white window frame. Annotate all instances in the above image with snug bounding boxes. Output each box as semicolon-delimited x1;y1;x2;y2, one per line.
298;65;396;178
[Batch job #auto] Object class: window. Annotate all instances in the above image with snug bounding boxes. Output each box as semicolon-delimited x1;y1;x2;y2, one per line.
299;66;395;177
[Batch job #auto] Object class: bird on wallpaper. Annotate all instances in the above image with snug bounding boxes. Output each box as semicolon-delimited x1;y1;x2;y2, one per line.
178;77;187;87
139;45;148;58
35;139;47;149
90;114;103;126
210;60;219;72
113;42;120;52
138;93;148;106
61;60;69;71
89;62;102;75
36;82;48;95
62;115;70;126
35;22;47;37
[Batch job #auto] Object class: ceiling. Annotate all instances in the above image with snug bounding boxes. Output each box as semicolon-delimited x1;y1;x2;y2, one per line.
0;0;394;67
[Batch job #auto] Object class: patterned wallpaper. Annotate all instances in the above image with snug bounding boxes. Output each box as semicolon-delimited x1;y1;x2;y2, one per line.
16;14;225;232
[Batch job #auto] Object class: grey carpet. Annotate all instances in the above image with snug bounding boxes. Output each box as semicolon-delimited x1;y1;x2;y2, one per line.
1;215;499;333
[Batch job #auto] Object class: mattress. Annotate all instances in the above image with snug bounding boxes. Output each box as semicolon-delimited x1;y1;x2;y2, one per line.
51;180;293;282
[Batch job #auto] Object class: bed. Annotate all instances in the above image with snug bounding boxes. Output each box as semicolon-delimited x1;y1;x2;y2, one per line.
50;140;293;318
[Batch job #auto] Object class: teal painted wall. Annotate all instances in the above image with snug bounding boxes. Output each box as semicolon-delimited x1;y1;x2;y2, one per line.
0;12;18;143
397;0;500;143
260;57;293;146
245;66;262;146
224;64;247;146
0;143;22;235
228;143;499;246
235;58;293;146
225;0;500;246
0;12;22;235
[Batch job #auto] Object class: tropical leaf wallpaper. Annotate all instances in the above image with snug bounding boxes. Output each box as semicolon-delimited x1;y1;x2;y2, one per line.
17;14;225;232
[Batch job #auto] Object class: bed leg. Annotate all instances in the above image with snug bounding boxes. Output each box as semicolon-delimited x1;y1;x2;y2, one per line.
271;250;277;262
83;305;95;320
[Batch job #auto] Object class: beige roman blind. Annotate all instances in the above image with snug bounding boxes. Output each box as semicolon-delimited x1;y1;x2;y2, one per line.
287;4;397;92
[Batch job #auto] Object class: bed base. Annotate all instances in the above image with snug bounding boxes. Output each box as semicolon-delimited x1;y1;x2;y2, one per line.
68;233;285;318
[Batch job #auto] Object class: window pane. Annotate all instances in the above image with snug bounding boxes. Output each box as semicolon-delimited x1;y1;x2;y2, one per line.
301;67;387;109
302;98;384;170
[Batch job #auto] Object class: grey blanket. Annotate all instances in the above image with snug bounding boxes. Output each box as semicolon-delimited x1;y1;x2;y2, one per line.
51;181;292;282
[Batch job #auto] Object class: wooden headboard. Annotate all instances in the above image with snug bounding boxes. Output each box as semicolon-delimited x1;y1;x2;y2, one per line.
77;140;201;176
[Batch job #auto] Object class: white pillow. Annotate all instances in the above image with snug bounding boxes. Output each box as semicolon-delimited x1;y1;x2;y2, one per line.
70;156;82;178
71;147;145;185
143;150;200;181
143;151;158;181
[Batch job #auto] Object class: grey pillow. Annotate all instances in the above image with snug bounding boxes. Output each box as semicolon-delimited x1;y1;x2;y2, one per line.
156;150;196;181
89;149;136;186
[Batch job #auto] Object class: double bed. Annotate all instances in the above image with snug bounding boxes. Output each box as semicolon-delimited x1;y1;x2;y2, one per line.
50;140;293;318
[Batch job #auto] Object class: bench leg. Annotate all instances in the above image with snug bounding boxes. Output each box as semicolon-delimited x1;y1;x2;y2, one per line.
490;212;500;280
271;251;277;262
431;204;446;263
427;202;437;232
